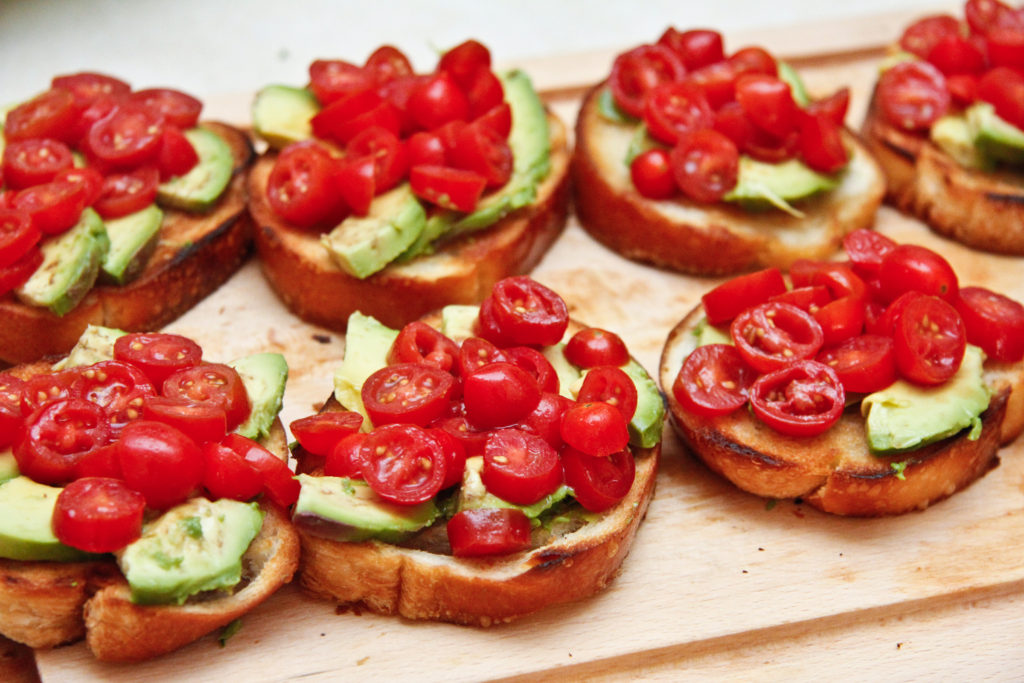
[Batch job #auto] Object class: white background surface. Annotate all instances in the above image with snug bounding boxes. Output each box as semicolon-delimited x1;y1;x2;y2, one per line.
2;0;947;103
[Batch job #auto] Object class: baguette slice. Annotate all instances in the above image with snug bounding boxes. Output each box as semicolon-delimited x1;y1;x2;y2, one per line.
572;83;886;276
0;361;300;662
659;306;1024;516
0;122;255;366
247;113;570;332
862;90;1024;254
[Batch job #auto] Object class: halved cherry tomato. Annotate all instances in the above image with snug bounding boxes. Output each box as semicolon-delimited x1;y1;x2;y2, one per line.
361;424;447;505
221;433;300;508
0;210;41;269
609;44;686;119
871;291;926;337
93;166;160;219
489;276;569;346
965;0;1020;35
813;296;865;346
324;431;369;478
806;88;850;127
769;285;831;313
749;360;845;437
735;74;797;138
928;34;987;75
118;419;203;509
810;263;868;302
877;243;959;303
365;45;415;85
309;59;375;106
129;88;202;129
892;294;966;386
516;391;573;449
143;396;228;444
2;138;74;189
447;507;531;557
578;366;638;422
432;415;490;459
16;398;111;485
474;102;512;139
561;446;635;513
457;336;507;377
630;148;677;199
564;328;630;368
899;14;962;58
3;89;78;143
687;61;739;109
439;40;492;88
347;126;408;193
877;61;949;131
817;334;896;394
843;228;897;281
643;81;714;145
475;295;514;348
362;363;455;427
267;141;346;228
334;154;376;216
202;440;264;501
946;74;980;107
482;428;563;505
560;401;629;457
378;74;430;135
114;332;203;386
463;361;540;430
426;427;467;489
312;90;401;144
290;411;364;458
504;346;559;394
955;286;1024;362
53;477;145;553
670;129;740;203
73;360;156;431
20;370;78;415
0;247;42;296
729;47;778;77
449;121;513;188
389;321;460;372
742;125;799;163
53;167;103;208
86;103;165;168
74;443;123;480
65;95;122;147
52;72;131;106
730;301;825;373
463;67;505;120
978;67;1024;130
798;112;848;173
162;363;251;431
0;373;25;449
156;126;200;180
409;164;486;212
788;257;825;287
673;343;756;417
658;28;725;70
407;72;470;131
405;131;447;167
701;267;787;325
13;179;87;235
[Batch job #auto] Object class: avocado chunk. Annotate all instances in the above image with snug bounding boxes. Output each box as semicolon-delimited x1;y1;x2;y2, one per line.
777;61;810;107
293;475;438;543
543;342;582;400
52;324;128;370
440;304;480;343
693;317;733;348
15;208;109;316
597;87;636;124
724;157;839;215
333;312;399;423
620;359;666;449
118;497;263;605
252;85;319;150
0;450;18;484
321;183;427;279
968;101;1024;166
229;352;288;440
100;204;163;285
863;345;990;454
456;456;570;519
157;126;234;212
0;477;92;561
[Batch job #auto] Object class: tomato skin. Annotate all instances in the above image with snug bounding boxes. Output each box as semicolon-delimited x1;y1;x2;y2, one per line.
52;72;131;106
877;244;959;303
162;363;251;431
713;101;757;149
118;419;204;509
15;398;112;485
503;346;559;394
405;131;447;167
813;296;865;346
4;89;78;143
475;102;513;139
643;81;714;145
365;45;415;85
221;433;300;508
798;112;848;173
955;286;1024;362
488;276;569;347
72;359;156;431
965;0;1019;35
658;28;725;70
448;120;513;188
749;360;845;437
308;59;375;106
333;154;376;216
156;126;200;180
93;166;160;219
3;138;75;189
673;343;756;417
361;424;447;505
408;72;470;131
447;508;531;557
843;229;897;281
439;40;492;88
892;295;966;386
463;67;505;120
142;396;228;445
687;61;739;109
946;74;980;107
670;129;740;203
53;477;145;553
630;148;677;199
0;247;43;296
201;440;264;502
409;164;486;212
561;446;635;513
806;88;851;127
346;125;408;193
730;302;825;373
560;401;629;457
810;262;867;302
899;14;962;58
482;428;563;505
128;88;202;129
0;373;25;449
432;415;490;459
735;74;798;138
85;103;165;169
324;432;369;478
817;334;896;394
564;328;630;368
0;210;41;269
928;34;987;75
362;363;455;427
729;47;778;78
13;179;88;235
389;321;459;372
877;61;949;131
74;443;123;480
769;285;831;313
52;167;104;208
463;361;541;430
268;141;346;229
609;44;687;119
426;427;467;489
113;332;203;387
701;268;787;325
578;366;638;422
457;336;507;377
516;391;573;449
978;67;1024;130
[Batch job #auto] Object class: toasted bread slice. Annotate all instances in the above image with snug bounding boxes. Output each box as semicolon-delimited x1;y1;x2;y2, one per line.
572;83;886;276
247;113;570;332
659;306;1024;516
0;121;255;366
862;91;1024;255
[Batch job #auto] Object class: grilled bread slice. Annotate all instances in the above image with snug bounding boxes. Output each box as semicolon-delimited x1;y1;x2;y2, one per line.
659;306;1024;516
572;83;886;276
0;122;255;366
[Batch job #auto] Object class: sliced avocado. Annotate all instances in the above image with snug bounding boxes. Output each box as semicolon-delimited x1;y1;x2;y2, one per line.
15;208;109;316
693;317;733;347
620;359;666;449
321;183;427;279
542;342;582;401
724;157;839;216
440;304;479;343
52;324;128;370
456;456;571;519
157;126;234;212
0;450;18;484
118;497;263;605
931;113;986;169
968;101;1024;166
863;345;989;454
0;477;93;561
777;61;810;107
100;203;163;285
597;87;636;124
333;312;399;422
229;352;288;440
252;85;319;150
293;475;438;543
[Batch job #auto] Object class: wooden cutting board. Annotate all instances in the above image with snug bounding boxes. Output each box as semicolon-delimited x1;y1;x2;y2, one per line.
26;8;1024;680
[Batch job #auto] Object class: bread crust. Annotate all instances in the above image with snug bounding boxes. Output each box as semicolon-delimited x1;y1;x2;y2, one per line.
862;89;1024;255
659;306;1024;516
0;121;255;366
572;82;886;276
247;113;571;332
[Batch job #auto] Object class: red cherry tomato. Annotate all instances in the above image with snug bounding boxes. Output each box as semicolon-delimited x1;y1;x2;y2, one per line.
687;61;739;109
53;478;145;553
658;28;725;70
474;295;515;348
474;102;512;139
978;66;1024;130
713;101;757;149
311;90;401;144
52;72;131;105
488;276;569;347
52;167;103;208
516;391;573;449
85;103;165;168
0;210;41;269
267;141;346;228
388;321;459;372
806;88;851;127
0;248;42;296
701;267;787;325
13;179;87;235
405;131;447;167
843;229;897;281
457;336;507;377
156;126;200;180
813;296;866;346
308;59;375;106
742;125;799;164
609;44;686;119
965;0;1021;35
735;74;798;138
463;361;541;430
564;328;630;368
128;88;202;129
877;61;950;131
769;285;832;313
481;428;563;505
578;366;638;422
3;89;78;143
730;301;825;373
810;263;868;302
426;427;467;489
2;138;74;189
503;346;559;394
749;360;845;436
324;432;369;478
346;125;408;193
673;343;756;417
463;67;505;120
899;14;962;58
642;81;714;145
162;363;251;431
117;419;204;509
15;398;111;485
561;446;635;513
447;507;531;557
114;332;203;386
955;286;1024;362
73;360;156;431
74;443;123;480
729;47;778;77
360;424;447;505
0;373;25;449
142;396;228;445
560;401;629;457
670;129;740;203
449;120;512;188
201;440;264;502
431;415;489;459
439;40;493;88
928;34;987;75
870;291;925;337
221;433;300;508
409;164;486;212
362;363;455;427
364;45;415;85
333;154;376;216
798;112;848;173
93;166;160;219
946;74;980;107
877;243;959;303
892;295;966;385
19;370;77;415
630;148;677;199
817;334;897;394
407;72;470;131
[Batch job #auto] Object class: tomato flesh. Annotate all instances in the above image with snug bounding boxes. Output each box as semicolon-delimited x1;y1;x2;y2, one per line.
674;344;756;417
389;321;460;372
362;363;455;427
561;446;635;513
670;129;740;203
290;411;364;457
267;141;345;229
114;332;203;387
701;267;787;325
15;398;111;485
482;428;563;505
361;424;447;505
447;508;531;557
560;401;629;457
817;334;897;394
892;295;966;386
53;477;145;553
162;363;251;431
749;360;845;437
955;286;1024;362
488;276;569;347
143;396;228;445
0;210;41;269
730;302;825;373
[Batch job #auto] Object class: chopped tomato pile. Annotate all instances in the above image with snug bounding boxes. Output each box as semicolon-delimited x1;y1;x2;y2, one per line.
268;40;515;228
880;0;1024;131
291;276;642;557
607;28;851;203
2;332;297;554
0;73;203;297
674;230;1024;436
